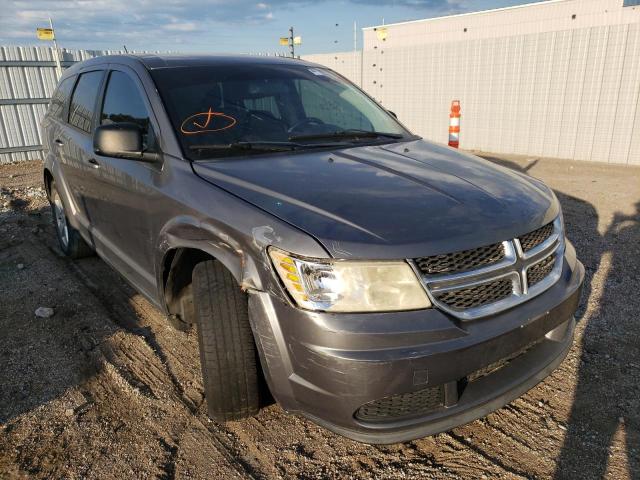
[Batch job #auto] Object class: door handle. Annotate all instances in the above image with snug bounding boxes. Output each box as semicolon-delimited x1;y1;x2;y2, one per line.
88;158;100;166
54;139;64;146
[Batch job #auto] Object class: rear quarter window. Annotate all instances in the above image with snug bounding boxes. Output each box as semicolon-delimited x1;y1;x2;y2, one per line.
68;71;104;133
48;76;75;121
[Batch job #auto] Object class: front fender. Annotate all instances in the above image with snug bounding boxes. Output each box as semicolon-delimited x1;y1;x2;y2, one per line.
155;215;272;307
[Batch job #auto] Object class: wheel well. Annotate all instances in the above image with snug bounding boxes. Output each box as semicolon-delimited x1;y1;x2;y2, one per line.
163;248;274;404
43;169;53;199
163;248;215;327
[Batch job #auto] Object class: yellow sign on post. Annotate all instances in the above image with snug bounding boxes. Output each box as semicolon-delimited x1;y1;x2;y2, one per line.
293;36;302;46
279;37;289;46
36;28;55;40
37;19;62;79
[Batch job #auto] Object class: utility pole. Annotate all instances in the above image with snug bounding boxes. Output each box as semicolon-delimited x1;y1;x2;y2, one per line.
279;28;301;58
289;26;295;58
354;21;357;52
49;18;62;79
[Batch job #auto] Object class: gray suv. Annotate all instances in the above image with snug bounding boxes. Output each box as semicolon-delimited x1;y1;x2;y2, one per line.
41;54;584;444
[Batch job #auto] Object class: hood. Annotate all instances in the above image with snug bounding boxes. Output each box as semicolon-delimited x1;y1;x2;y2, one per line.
192;140;558;259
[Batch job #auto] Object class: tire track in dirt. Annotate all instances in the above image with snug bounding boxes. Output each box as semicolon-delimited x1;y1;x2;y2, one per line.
23;230;267;479
443;432;530;479
62;256;273;479
4;157;639;479
34;228;562;479
0;216;586;479
48;227;520;479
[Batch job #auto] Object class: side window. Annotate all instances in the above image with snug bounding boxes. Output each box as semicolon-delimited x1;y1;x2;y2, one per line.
100;71;154;150
49;76;75;121
68;71;104;133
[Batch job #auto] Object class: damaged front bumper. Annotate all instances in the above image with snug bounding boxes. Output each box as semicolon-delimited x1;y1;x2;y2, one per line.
248;242;584;444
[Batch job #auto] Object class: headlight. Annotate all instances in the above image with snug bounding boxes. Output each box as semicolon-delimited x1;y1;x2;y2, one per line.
269;247;431;312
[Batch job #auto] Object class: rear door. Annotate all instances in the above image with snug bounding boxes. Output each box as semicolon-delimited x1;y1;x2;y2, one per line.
82;65;163;297
43;75;86;226
58;69;105;237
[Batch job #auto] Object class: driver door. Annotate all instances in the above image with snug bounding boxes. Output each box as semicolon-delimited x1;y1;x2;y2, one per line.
81;65;163;298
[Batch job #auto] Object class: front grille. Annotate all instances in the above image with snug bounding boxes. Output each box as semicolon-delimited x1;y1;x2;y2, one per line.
355;385;444;422
519;222;553;252
413;218;562;319
527;255;556;286
434;278;513;310
468;339;542;382
415;242;505;275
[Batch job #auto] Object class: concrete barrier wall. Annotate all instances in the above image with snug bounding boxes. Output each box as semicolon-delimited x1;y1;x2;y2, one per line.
4;0;640;167
303;51;362;87
306;1;640;165
360;23;640;165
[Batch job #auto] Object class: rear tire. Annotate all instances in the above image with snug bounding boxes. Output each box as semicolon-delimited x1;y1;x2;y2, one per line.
49;179;94;259
193;260;260;421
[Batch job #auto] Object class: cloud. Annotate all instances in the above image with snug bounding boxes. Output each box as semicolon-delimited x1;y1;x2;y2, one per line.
0;0;279;47
346;0;470;16
349;0;459;7
0;0;472;51
164;22;198;32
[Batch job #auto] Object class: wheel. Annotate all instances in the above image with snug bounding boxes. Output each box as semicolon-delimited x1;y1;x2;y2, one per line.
193;260;261;421
49;179;94;258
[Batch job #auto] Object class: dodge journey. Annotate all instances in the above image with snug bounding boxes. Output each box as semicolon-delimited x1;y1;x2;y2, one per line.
42;54;584;443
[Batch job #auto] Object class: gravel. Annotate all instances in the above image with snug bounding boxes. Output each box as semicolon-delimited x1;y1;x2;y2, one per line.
1;155;638;479
34;307;55;318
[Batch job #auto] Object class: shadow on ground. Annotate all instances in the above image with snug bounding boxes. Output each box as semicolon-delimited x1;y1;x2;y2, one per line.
1;157;638;479
483;155;639;479
0;186;187;423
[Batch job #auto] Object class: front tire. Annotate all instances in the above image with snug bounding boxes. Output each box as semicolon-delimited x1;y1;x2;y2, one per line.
193;260;261;421
49;179;93;259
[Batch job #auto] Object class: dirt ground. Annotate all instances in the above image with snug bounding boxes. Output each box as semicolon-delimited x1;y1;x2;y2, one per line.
0;153;638;479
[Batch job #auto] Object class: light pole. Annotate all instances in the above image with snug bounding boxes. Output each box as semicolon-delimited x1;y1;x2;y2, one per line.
49;18;63;78
280;27;301;58
289;26;295;58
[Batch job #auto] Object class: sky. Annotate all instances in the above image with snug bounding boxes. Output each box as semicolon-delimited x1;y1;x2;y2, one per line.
0;0;547;55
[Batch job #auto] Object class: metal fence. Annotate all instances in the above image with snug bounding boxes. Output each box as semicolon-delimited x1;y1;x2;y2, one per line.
0;47;293;164
0;46;157;164
4;5;640;167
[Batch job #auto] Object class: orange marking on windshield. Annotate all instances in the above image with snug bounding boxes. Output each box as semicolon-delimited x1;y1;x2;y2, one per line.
193;107;214;129
180;108;237;135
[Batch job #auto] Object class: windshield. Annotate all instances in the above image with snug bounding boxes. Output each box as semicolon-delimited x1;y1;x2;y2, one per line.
150;63;413;160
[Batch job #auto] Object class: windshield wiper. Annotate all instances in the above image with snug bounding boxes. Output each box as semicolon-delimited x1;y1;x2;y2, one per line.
288;129;404;142
189;141;300;153
188;140;346;156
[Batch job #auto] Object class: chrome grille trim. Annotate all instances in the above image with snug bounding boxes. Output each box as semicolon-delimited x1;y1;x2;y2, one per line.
433;277;515;310
415;242;505;275
519;222;554;252
411;217;564;320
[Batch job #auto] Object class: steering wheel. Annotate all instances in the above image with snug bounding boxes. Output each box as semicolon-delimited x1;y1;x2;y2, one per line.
249;110;281;122
248;110;288;130
287;117;326;134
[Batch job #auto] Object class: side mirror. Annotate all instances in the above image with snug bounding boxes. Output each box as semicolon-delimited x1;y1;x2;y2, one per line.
388;110;398;119
94;123;158;162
